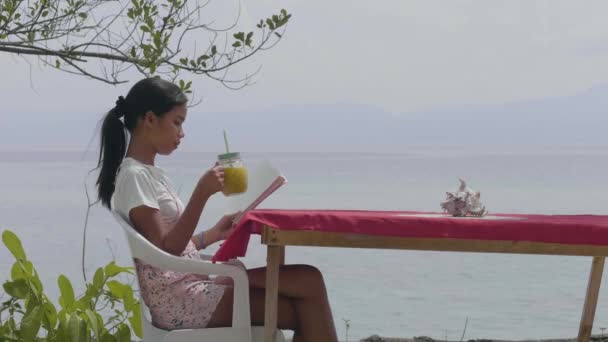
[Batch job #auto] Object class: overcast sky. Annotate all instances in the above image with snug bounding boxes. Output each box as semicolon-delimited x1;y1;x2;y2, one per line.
2;1;608;150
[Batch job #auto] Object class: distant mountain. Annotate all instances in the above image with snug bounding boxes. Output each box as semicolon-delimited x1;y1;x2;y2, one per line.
185;85;608;151
2;85;607;151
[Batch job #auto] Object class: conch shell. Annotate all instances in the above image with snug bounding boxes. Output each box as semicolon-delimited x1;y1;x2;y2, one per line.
440;178;487;217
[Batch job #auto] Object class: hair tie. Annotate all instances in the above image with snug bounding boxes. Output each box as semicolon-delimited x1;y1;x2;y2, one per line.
114;96;127;118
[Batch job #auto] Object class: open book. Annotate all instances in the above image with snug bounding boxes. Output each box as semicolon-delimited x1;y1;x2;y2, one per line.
226;160;287;225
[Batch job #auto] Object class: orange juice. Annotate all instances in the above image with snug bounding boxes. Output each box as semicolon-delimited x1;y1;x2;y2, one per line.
223;166;248;195
218;152;248;196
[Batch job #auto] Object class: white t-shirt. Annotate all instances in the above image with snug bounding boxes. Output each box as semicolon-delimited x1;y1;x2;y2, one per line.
110;157;227;330
112;157;185;225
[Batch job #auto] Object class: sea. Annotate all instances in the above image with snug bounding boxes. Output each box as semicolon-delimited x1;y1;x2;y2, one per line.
3;147;608;341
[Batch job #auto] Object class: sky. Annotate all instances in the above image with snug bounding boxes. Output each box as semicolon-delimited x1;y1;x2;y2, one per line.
1;1;608;151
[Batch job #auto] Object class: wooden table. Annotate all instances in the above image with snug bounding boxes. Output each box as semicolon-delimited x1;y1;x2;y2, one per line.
212;210;608;342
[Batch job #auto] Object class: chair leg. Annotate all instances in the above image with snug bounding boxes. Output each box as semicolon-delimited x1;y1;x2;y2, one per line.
578;256;605;342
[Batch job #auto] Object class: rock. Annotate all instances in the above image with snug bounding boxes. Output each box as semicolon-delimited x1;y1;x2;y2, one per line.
413;336;436;342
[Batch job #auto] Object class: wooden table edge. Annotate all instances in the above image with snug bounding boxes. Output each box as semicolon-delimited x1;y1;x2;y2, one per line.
260;225;608;342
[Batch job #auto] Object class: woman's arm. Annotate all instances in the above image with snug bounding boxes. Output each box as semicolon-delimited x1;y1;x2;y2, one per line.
191;212;240;250
130;166;224;256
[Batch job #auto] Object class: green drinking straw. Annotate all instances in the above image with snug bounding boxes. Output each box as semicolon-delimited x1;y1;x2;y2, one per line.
223;129;230;154
223;129;232;166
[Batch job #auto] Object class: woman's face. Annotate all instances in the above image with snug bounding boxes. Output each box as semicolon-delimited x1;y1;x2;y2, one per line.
147;103;187;155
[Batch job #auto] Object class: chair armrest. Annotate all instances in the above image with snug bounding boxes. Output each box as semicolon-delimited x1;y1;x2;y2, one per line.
198;251;213;261
198;251;246;269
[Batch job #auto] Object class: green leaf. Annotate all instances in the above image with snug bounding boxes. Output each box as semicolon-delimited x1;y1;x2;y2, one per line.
41;11;48;17
68;314;86;342
104;262;132;278
20;306;43;342
11;260;33;280
106;281;126;299
123;285;135;311
3;279;29;299
2;230;26;260
266;18;275;30
153;32;161;48
140;25;150;33
130;47;136;58
30;275;43;297
232;41;241;48
42;301;58;330
57;275;75;310
129;302;142;338
55;313;69;341
211;45;217;55
115;323;131;342
101;331;117;342
246;32;253;41
55;60;61;68
85;309;100;341
78;12;87;19
25;294;38;312
93;268;104;290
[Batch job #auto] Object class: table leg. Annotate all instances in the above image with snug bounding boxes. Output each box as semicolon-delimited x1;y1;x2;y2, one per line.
578;256;605;342
264;245;283;342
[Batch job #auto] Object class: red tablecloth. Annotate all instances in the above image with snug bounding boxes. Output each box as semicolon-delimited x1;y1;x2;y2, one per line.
212;209;608;262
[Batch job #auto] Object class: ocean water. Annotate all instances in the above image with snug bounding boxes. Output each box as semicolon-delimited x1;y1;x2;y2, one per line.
2;148;608;340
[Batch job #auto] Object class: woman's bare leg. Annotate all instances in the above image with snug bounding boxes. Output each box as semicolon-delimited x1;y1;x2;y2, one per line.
247;264;337;342
207;286;299;330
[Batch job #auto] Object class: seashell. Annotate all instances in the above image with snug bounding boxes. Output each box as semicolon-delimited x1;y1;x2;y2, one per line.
441;178;487;217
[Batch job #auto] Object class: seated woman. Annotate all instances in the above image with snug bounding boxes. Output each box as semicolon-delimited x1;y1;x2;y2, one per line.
95;77;337;342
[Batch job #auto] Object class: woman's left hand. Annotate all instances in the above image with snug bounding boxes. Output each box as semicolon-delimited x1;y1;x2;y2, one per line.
211;211;241;241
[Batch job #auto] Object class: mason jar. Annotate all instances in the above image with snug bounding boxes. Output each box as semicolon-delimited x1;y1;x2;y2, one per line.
217;152;248;196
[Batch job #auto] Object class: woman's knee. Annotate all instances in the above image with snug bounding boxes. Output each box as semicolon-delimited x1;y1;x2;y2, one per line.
289;264;326;292
300;264;323;280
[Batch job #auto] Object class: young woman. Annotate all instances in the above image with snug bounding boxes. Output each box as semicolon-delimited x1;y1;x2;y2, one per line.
96;77;337;342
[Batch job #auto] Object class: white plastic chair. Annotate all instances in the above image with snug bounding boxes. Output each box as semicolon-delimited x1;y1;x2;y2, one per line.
112;211;285;342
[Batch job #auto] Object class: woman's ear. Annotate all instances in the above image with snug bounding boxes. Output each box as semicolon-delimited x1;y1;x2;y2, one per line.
143;111;157;128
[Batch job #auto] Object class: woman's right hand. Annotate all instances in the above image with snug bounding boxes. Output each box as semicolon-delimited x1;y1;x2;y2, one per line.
198;164;224;197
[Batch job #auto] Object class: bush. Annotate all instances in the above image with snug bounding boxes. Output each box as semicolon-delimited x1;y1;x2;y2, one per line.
0;230;142;342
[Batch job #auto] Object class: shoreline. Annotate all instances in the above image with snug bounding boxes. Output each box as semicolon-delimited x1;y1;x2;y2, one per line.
285;336;608;342
357;336;608;342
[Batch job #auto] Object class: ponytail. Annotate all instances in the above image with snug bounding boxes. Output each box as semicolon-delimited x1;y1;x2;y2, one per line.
95;77;188;209
96;108;127;209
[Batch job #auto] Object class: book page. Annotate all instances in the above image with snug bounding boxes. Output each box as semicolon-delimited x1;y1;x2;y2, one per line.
225;159;286;224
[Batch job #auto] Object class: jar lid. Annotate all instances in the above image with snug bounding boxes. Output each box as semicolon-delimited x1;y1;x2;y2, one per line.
218;152;241;160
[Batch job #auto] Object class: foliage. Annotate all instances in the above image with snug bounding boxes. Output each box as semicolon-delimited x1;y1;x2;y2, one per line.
0;0;291;90
0;230;142;342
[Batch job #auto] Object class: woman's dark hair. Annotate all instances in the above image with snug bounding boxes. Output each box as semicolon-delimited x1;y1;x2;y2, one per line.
96;77;188;209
